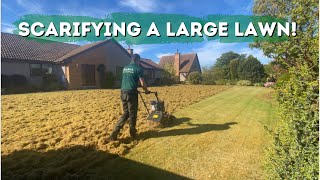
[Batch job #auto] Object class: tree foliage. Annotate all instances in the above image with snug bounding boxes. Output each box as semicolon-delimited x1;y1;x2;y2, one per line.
252;0;319;179
229;59;240;81
187;71;202;84
238;55;265;83
201;66;216;85
202;51;265;84
161;62;177;84
214;51;245;68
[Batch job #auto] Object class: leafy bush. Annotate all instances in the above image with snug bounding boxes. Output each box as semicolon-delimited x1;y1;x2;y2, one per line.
236;80;252;86
161;62;177;85
2;74;30;94
161;76;177;85
201;67;215;85
215;79;227;85
275;73;290;87
10;74;28;87
42;74;63;91
253;0;318;178
1;74;10;88
267;66;318;179
254;82;264;87
187;72;201;84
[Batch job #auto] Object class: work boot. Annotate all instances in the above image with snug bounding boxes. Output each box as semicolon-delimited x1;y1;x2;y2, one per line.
129;128;137;139
108;131;118;141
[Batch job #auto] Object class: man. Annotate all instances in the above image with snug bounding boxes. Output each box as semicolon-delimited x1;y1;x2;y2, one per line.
109;54;150;140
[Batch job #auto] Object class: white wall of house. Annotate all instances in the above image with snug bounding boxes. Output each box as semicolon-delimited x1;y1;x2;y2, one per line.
180;73;188;81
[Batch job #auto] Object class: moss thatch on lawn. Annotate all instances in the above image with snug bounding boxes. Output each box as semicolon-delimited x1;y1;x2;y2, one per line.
2;85;230;157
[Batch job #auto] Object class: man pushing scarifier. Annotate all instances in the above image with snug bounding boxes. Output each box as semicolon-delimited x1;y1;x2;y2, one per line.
109;54;150;141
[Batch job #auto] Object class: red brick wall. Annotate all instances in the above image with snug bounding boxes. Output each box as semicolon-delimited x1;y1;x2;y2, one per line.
65;42;130;89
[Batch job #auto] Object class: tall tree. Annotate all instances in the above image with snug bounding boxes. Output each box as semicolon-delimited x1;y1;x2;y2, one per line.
229;59;240;81
161;62;177;84
238;55;265;83
214;51;245;68
213;51;246;80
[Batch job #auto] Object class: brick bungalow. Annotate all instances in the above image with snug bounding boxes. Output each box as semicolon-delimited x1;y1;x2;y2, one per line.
1;33;162;89
159;52;201;81
140;58;163;85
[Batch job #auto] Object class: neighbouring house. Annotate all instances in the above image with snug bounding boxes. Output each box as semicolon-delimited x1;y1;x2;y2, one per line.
54;40;131;89
1;33;79;87
140;58;163;85
1;32;162;89
159;51;201;81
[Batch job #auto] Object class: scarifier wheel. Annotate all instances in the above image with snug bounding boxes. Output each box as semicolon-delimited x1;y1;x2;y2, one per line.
159;112;176;127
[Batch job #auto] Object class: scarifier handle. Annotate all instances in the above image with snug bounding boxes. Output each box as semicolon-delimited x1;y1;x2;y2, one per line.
138;91;150;116
139;91;159;102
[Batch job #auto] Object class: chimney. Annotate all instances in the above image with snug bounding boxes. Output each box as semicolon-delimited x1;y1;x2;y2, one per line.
127;45;133;56
174;49;180;76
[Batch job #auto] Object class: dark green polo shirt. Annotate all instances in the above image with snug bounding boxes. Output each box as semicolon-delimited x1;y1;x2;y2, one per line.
121;62;144;90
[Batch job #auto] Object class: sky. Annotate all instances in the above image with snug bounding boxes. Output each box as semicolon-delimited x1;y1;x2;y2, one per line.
1;0;272;66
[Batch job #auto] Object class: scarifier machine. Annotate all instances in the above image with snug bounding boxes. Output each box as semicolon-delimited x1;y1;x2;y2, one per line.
138;91;165;122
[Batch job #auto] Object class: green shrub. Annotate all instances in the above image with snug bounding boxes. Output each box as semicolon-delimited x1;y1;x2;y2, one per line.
161;62;178;85
161;76;177;85
42;74;63;91
201;69;216;85
2;74;30;94
1;74;10;88
236;80;252;86
254;82;264;87
252;0;318;178
187;72;201;84
215;79;227;85
275;73;290;87
10;74;28;87
266;66;318;179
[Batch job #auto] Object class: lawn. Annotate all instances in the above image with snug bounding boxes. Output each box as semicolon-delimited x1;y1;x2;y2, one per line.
125;86;277;179
1;85;277;179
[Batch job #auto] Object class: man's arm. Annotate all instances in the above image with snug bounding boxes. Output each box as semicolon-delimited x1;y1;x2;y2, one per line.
139;77;150;93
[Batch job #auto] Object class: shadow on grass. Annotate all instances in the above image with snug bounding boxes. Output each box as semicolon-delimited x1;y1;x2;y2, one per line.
139;117;238;140
2;145;190;180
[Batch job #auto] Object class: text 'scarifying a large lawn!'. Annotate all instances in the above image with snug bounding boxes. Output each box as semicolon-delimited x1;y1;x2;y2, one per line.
1;85;277;179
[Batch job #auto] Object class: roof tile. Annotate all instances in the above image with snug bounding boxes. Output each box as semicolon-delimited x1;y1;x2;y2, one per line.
1;33;79;62
159;53;197;73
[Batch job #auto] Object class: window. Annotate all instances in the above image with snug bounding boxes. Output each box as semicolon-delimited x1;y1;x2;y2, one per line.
30;64;42;76
144;70;154;79
42;64;53;74
30;64;53;76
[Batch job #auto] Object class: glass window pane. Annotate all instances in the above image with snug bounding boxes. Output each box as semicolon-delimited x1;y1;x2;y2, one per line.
42;64;53;74
30;64;42;76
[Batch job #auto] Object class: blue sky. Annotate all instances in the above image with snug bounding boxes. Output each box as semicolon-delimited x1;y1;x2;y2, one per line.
1;0;272;66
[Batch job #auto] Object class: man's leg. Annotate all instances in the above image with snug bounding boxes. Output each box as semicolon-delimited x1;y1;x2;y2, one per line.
110;93;129;139
127;93;138;138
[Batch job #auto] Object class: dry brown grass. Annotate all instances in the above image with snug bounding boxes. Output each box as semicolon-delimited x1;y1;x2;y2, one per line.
1;85;230;156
